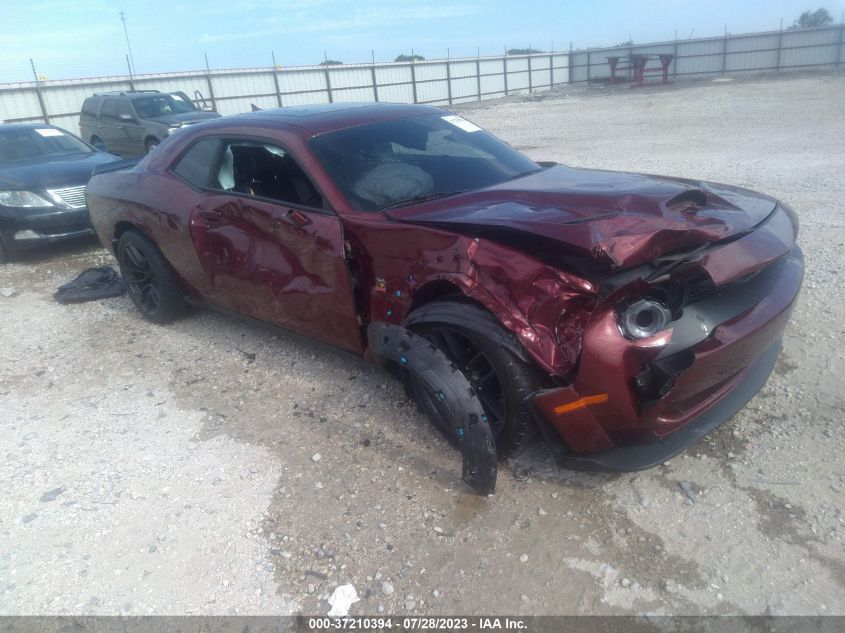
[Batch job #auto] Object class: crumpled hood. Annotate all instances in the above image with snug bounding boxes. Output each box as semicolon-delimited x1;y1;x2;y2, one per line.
148;110;221;126
0;152;119;191
389;165;779;269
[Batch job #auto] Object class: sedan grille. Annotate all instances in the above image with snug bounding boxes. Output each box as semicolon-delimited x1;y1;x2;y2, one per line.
48;185;87;209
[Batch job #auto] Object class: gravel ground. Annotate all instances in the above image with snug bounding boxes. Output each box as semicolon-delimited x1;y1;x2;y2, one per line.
1;72;843;616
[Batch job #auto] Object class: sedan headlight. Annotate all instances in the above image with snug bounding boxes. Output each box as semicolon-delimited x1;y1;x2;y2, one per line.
619;298;672;339
0;191;55;208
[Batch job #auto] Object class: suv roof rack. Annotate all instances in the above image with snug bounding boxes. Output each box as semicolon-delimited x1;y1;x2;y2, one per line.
92;90;161;96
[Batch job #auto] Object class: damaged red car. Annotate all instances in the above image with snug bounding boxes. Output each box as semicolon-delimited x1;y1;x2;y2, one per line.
86;103;803;494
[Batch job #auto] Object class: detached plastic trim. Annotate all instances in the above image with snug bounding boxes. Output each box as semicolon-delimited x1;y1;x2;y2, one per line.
368;321;498;495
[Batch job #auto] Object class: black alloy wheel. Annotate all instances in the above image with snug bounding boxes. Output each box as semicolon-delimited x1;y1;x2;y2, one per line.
120;242;160;316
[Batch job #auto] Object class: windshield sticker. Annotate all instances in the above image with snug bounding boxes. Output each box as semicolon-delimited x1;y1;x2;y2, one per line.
441;115;482;133
35;128;64;137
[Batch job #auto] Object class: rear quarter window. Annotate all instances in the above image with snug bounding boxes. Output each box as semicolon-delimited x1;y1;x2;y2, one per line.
80;99;99;117
171;138;219;188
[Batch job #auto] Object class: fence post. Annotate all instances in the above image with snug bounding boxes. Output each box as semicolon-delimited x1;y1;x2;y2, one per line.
371;50;379;102
549;52;554;88
527;55;533;92
503;54;509;95
410;57;418;104
587;51;591;82
673;33;678;78
324;63;334;103
775;25;783;71
270;52;283;107
721;28;728;75
445;50;453;105
29;58;50;124
838;23;844;69
475;51;482;100
204;53;217;112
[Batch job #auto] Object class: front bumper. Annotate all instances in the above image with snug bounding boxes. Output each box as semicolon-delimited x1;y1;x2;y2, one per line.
536;339;781;471
0;206;94;251
530;211;803;470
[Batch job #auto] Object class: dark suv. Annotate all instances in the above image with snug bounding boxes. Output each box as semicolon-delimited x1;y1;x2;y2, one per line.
79;90;220;157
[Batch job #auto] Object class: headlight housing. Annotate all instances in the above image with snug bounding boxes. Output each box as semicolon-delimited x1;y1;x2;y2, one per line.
619;298;672;339
0;191;55;208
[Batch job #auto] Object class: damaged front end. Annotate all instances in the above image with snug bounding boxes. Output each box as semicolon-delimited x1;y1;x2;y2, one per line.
529;204;804;469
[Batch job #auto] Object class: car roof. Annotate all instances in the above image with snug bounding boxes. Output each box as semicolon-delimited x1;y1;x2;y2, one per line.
209;102;445;136
89;90;165;99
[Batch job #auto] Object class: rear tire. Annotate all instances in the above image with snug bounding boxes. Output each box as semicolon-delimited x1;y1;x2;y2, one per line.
405;299;543;457
90;136;106;151
0;238;9;264
117;230;187;323
145;137;159;154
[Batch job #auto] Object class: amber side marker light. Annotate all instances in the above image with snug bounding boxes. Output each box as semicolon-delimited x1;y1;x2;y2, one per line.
553;393;609;415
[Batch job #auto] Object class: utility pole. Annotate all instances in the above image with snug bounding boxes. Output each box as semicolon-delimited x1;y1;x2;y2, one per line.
120;11;136;76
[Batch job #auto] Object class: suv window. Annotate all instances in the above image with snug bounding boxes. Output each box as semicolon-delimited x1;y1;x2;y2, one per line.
101;100;119;120
211;139;323;208
172;138;220;188
81;99;100;117
117;101;135;119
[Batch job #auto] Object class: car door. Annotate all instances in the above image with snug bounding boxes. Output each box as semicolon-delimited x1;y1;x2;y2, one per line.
98;99;124;154
116;99;144;155
187;137;363;353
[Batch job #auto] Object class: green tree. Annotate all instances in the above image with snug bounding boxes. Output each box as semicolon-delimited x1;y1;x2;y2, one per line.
395;54;425;62
319;59;343;65
789;8;834;29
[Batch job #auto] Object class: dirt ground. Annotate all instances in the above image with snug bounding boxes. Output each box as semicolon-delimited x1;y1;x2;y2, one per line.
1;72;843;616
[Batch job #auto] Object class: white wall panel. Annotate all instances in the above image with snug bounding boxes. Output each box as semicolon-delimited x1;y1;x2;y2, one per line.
0;89;41;121
415;79;449;103
332;86;378;102
449;77;477;99
328;67;372;89
414;63;447;82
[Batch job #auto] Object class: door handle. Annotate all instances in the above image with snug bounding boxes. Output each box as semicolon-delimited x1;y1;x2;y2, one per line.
281;209;312;228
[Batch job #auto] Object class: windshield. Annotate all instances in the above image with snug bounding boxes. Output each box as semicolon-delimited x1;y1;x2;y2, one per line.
0;127;93;164
309;113;540;211
133;93;197;119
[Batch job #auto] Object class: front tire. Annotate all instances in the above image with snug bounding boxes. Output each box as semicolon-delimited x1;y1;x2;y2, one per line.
117;230;187;323
145;137;159;154
405;299;543;457
90;136;106;151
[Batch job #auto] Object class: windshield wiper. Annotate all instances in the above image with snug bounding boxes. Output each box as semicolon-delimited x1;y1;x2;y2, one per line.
377;191;465;211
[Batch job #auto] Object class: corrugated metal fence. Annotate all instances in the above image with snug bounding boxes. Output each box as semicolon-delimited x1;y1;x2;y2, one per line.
0;53;569;136
1;24;843;137
570;24;844;82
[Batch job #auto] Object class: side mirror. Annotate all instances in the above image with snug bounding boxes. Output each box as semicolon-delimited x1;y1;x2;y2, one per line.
119;113;136;122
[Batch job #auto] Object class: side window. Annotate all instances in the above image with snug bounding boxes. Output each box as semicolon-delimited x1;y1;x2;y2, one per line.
211;139;324;209
81;99;99;117
101;100;118;121
172;138;219;188
117;100;134;119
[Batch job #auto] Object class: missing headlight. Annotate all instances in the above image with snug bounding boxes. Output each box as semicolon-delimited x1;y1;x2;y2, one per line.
620;299;672;339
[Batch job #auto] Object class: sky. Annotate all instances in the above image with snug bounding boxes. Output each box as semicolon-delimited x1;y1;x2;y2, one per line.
1;0;843;82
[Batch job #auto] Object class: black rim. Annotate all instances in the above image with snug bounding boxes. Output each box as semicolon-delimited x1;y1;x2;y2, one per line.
120;243;160;314
417;326;507;439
